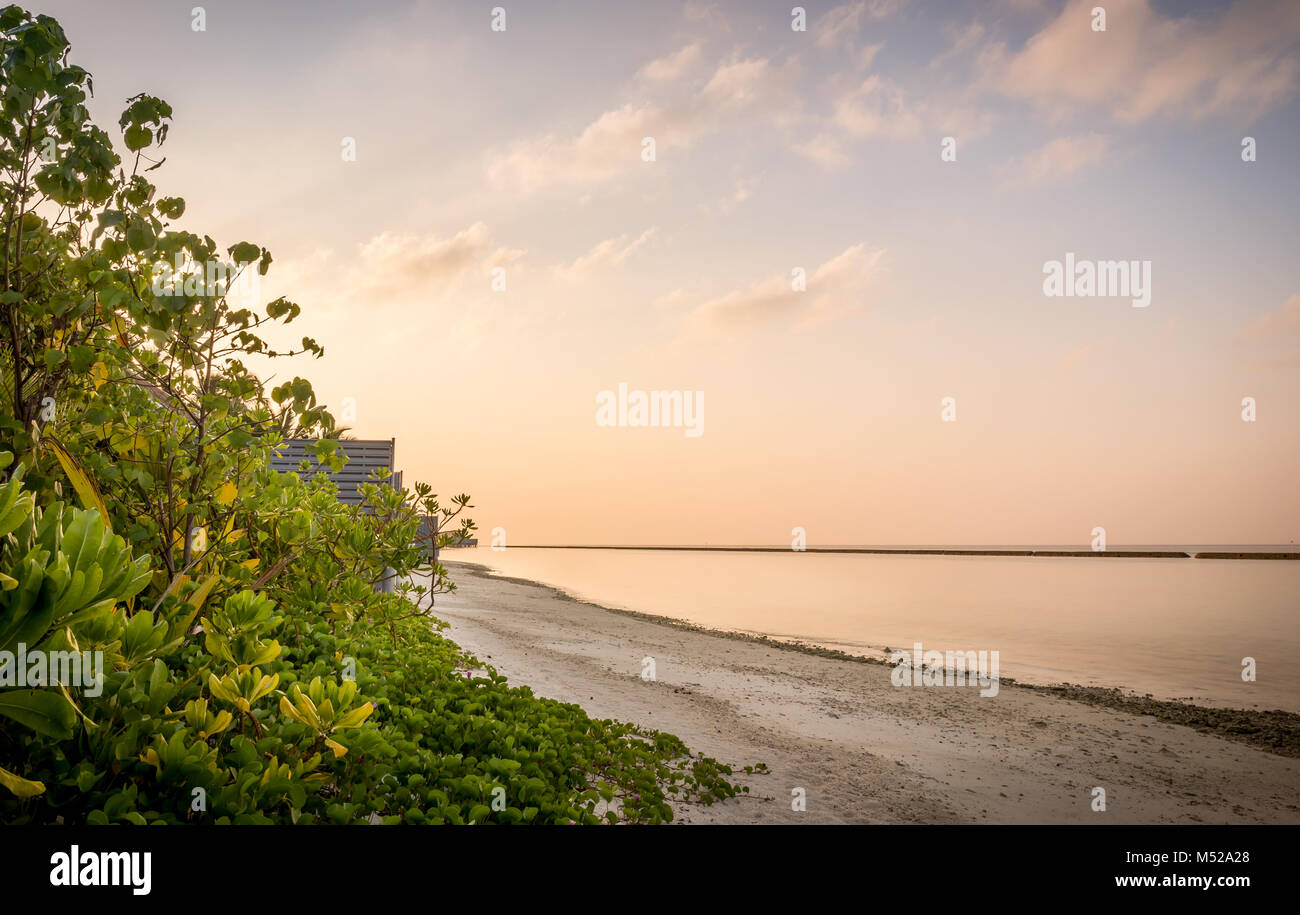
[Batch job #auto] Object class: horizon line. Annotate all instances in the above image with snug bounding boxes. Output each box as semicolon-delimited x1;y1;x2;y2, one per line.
459;545;1300;560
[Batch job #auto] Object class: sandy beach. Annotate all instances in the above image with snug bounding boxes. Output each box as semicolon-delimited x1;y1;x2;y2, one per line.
437;561;1300;824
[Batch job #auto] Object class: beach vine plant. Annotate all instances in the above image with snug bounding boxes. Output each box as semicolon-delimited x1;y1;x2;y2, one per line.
0;5;741;824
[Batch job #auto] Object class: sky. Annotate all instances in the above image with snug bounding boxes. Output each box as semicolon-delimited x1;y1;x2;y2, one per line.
37;0;1300;546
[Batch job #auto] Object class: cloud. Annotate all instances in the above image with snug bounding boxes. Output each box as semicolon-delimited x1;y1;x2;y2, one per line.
553;228;657;280
487;54;800;193
816;1;906;49
273;223;524;307
822;70;992;150
357;224;489;286
485;103;692;193
638;42;704;82
686;243;885;333
981;0;1300;124
997;132;1110;188
794;132;852;169
683;1;731;33
651;287;690;310
930;22;986;70
833;75;924;138
856;42;885;71
699;54;802;112
1238;293;1300;344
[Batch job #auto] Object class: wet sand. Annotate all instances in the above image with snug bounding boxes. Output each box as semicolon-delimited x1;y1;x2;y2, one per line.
435;561;1300;824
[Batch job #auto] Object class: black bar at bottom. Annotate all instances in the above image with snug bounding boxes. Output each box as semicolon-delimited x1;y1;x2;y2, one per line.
1;824;1285;900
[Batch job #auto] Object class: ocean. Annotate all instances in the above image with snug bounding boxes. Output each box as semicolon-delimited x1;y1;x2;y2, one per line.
445;545;1300;711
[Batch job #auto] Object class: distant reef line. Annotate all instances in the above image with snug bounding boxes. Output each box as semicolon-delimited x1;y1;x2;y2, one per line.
497;546;1300;560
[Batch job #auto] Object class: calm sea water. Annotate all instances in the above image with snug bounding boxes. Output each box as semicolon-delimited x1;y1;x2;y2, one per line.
448;546;1300;711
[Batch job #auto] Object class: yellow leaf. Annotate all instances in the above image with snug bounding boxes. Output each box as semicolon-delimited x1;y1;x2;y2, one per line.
170;573;218;642
59;682;98;730
0;764;45;798
294;695;321;729
334;703;374;730
279;695;309;726
208;673;237;705
324;738;348;758
214;481;237;505
90;361;109;390
45;436;111;532
111;314;130;348
251;672;279;701
187;574;220;612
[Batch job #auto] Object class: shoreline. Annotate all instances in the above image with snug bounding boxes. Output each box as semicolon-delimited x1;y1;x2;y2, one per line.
436;561;1300;824
479;546;1300;560
450;562;1300;758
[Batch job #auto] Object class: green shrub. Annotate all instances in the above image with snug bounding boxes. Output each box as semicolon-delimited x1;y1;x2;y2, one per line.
0;4;742;824
0;458;740;824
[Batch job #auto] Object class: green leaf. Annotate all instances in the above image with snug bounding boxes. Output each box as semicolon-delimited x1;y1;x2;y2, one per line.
228;241;260;265
68;345;95;373
124;124;152;151
98;284;127;309
0;764;45;798
157;197;185;219
125;221;155;252
0;690;77;739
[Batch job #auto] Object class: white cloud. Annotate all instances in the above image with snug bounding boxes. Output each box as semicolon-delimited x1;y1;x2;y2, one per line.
486;103;694;193
856;42;885;71
553;228;657;280
686;243;886;333
816;1;906;49
683;1;731;33
930;22;985;70
997;133;1110;188
794;133;851;169
981;0;1300;124
699;54;802;112
1238;293;1300;344
638;42;704;82
273;223;524;308
487;54;801;193
833;75;924;138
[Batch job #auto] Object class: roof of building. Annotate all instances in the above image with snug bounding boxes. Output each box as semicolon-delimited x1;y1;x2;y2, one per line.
268;438;401;506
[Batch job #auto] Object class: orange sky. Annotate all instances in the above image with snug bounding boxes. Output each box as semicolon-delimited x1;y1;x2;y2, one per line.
45;0;1300;545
